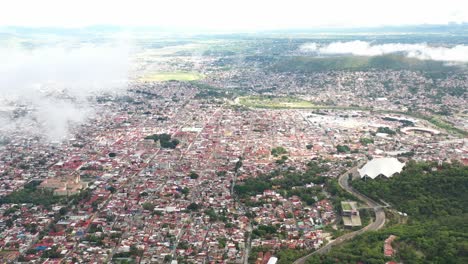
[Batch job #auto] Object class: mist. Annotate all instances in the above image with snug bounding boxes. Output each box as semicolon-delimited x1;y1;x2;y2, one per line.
300;41;468;63
0;42;131;142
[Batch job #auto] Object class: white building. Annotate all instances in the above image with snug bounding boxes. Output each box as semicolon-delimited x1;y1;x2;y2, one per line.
358;158;405;179
267;257;278;264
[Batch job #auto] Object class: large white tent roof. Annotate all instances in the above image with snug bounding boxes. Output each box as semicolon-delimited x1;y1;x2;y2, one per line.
358;158;405;179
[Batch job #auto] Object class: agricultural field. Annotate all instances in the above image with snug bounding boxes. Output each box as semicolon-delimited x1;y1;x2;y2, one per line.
139;71;204;82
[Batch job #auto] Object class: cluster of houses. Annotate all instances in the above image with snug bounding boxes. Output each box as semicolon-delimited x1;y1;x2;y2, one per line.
206;68;467;132
0;60;466;263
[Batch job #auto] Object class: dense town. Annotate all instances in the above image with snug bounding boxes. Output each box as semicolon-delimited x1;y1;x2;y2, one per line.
0;38;467;264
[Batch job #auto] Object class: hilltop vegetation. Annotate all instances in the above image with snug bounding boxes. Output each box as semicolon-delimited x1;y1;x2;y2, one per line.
139;71;203;82
308;214;468;264
306;161;468;264
238;96;316;109
353;160;468;218
272;54;461;74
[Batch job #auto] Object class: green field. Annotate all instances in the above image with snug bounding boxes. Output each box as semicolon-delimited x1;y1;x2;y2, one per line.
238;96;370;110
341;202;352;211
238;96;316;109
140;72;204;82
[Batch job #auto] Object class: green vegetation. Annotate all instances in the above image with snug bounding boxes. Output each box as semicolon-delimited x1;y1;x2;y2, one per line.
239;96;316;109
377;127;396;135
189;171;199;179
326;178;359;212
359;137;374;145
218;237;227;248
144;133;180;149
181;187;190;195
353;161;467;218
307;161;468;264
187;202;200;211
378;110;467;137
192;82;234;99
177;241;190;250
397;151;415;157
276;155;289;165
140;71;203;82
113;245;143;262
41;246;61;259
271;146;288;157
0;182;62;206
205;208;219;222
382;116;414;127
341;202;352;211
249;247;311;264
238;95;369;111
234;157;243;173
407;112;468;136
308;214;468;264
288;186;321;205
272;54;460;73
142;202;155;211
236;97;465;138
277;249;311;264
234;161;329;203
336;145;351;153
216;170;227;177
252;225;278;239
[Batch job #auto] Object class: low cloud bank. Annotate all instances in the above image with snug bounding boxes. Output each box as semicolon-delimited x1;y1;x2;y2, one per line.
300;41;468;62
0;43;131;141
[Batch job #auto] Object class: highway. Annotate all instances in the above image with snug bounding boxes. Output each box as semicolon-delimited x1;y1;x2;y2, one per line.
293;163;386;264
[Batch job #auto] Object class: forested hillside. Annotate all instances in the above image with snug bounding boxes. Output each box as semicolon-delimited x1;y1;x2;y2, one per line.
306;161;468;264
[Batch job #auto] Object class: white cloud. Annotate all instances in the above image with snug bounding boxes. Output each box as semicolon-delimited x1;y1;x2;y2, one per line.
0;43;131;141
300;41;468;62
0;0;467;30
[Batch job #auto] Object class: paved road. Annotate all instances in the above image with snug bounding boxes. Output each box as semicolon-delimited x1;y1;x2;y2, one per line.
293;163;386;264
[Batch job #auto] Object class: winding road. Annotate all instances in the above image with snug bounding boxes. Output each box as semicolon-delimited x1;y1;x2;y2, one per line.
293;162;386;264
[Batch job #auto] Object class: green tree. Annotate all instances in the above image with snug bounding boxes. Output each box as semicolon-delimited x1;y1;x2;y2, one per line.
142;202;155;211
271;146;288;157
187;203;200;211
336;145;350;153
189;172;199;179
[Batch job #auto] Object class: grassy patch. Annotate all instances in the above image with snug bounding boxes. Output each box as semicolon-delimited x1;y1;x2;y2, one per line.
238;96;316;109
0;186;62;206
341;203;352;211
238;96;370;111
421;115;467;136
140;72;204;82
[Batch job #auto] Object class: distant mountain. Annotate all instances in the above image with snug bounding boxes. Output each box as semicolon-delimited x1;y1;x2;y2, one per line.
1;23;467;36
0;25;169;37
266;23;468;35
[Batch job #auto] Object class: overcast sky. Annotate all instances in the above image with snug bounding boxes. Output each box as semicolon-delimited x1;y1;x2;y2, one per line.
0;0;467;30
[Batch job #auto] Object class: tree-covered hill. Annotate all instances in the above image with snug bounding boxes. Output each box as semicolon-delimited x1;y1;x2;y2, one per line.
353;160;468;219
271;55;462;74
306;161;468;264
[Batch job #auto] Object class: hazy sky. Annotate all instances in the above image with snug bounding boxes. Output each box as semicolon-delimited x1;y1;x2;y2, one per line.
1;0;467;30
